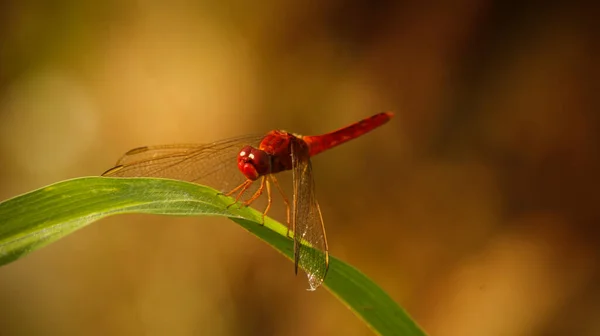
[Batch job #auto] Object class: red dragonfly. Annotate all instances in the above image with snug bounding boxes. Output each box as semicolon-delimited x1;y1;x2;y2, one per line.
102;112;394;290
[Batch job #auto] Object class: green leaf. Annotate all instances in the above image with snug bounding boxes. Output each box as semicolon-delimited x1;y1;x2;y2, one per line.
0;177;426;336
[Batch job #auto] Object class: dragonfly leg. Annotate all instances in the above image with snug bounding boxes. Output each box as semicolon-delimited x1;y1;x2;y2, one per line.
260;177;273;225
270;175;292;238
236;176;268;224
224;180;253;209
242;176;266;207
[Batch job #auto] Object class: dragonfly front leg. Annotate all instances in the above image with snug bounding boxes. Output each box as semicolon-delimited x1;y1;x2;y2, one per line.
224;179;253;209
241;176;266;206
240;176;269;225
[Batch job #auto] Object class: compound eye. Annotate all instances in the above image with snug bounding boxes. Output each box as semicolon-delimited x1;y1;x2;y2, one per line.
238;145;253;159
248;149;270;171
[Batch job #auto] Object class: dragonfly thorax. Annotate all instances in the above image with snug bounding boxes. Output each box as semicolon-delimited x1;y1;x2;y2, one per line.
237;145;272;181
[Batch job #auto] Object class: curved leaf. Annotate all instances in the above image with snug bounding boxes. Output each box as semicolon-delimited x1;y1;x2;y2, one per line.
0;177;426;336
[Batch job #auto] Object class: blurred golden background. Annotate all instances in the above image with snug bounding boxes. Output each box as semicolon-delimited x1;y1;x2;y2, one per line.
1;1;598;335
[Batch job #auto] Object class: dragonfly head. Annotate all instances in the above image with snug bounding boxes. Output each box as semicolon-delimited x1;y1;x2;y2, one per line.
238;146;271;181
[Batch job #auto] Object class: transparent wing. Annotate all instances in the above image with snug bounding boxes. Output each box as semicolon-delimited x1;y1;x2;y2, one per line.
102;135;265;193
291;138;330;291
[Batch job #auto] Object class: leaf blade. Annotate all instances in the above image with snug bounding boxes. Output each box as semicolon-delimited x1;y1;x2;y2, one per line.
0;177;426;336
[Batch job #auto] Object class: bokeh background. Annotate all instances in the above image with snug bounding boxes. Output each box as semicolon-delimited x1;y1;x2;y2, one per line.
1;1;598;335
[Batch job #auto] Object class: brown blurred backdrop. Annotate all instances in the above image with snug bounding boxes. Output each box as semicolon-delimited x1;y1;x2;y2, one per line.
1;1;599;335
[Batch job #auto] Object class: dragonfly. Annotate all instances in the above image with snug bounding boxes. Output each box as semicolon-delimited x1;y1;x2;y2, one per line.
102;112;394;290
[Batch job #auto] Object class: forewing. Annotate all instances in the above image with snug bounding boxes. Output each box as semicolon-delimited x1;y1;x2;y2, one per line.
291;139;329;291
102;135;264;193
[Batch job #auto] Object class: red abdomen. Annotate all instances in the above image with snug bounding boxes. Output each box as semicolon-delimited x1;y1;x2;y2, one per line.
302;112;393;156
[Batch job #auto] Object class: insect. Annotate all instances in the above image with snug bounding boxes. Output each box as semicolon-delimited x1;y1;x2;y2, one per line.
102;112;394;290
